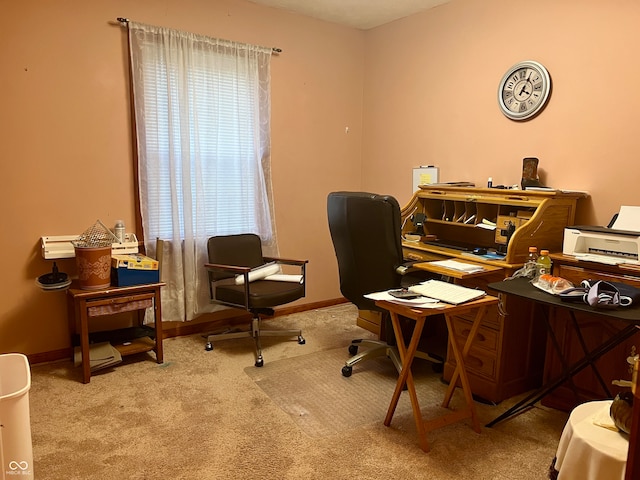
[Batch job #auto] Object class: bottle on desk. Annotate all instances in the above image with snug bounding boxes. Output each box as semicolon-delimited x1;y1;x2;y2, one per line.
536;249;552;277
526;246;538;277
114;220;125;244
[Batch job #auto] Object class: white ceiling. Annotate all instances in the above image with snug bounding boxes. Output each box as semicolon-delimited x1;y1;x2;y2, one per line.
247;0;451;30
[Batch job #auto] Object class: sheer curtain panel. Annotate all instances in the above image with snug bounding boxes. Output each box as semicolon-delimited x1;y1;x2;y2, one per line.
128;21;278;322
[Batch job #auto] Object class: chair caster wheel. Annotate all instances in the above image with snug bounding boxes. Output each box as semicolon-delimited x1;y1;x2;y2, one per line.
298;335;306;345
341;365;353;377
348;344;358;355
255;357;264;367
205;342;213;351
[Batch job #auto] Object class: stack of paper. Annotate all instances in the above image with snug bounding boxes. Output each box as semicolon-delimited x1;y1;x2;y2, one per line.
74;342;122;371
409;280;486;305
430;259;485;273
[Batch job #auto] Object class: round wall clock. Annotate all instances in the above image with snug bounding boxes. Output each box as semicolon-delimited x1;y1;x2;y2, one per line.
498;60;551;121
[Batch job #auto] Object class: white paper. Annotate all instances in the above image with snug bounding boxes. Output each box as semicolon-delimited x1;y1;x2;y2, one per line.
612;206;640;232
476;223;496;231
263;274;303;284
430;259;485;273
234;262;280;285
364;290;444;308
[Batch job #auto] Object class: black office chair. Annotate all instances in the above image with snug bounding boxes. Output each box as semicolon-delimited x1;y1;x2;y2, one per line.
327;191;447;377
204;234;307;367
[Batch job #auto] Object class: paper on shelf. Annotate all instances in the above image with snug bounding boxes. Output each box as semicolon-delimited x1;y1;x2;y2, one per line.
73;342;122;371
430;259;485;273
477;223;496;231
612;206;640;232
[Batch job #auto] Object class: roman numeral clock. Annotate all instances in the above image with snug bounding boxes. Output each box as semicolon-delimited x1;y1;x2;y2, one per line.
498;60;551;120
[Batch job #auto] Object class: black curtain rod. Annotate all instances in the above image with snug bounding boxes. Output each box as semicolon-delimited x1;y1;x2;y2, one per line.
116;17;282;54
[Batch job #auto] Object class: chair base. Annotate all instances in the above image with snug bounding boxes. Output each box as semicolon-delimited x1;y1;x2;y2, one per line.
205;316;305;367
341;339;443;377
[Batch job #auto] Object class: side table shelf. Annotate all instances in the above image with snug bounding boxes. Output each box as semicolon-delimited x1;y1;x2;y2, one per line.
66;282;165;383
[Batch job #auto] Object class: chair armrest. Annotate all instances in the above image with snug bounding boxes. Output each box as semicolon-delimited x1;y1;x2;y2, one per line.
204;263;251;274
263;257;309;266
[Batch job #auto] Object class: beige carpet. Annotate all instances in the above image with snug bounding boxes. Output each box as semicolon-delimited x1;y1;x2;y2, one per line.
245;347;449;438
27;304;569;479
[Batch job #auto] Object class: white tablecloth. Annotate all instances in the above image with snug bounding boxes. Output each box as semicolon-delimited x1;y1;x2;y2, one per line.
555;400;629;480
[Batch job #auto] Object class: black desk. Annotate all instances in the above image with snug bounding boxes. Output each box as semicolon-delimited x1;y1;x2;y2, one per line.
486;277;640;427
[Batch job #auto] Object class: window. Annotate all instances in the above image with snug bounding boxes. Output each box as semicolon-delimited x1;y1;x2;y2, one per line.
128;21;276;321
129;22;274;243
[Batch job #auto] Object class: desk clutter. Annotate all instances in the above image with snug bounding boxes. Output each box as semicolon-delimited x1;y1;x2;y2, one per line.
39;219;159;291
37;221;165;382
111;254;159;287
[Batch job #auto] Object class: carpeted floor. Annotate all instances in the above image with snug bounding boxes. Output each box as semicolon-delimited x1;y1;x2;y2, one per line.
27;304;569;479
246;347;451;438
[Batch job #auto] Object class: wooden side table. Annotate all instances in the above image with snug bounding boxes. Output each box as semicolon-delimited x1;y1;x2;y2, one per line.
66;282;165;383
376;295;498;452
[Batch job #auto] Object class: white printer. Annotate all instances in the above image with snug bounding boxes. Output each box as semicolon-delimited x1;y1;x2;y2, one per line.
563;225;640;265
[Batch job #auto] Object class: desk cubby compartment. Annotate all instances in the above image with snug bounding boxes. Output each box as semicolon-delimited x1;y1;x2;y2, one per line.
475;203;498;225
422;199;443;221
463;202;477;224
443;200;455;222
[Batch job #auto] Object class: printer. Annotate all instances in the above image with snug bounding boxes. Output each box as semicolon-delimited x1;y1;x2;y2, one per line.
563;225;640;265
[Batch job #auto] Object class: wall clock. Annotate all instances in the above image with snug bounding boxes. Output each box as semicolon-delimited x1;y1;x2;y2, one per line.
498;60;551;121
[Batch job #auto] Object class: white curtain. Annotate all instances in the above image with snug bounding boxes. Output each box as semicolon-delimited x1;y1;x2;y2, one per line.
128;21;278;322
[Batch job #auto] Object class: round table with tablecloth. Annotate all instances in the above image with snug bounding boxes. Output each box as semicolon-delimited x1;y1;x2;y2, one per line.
554;400;629;480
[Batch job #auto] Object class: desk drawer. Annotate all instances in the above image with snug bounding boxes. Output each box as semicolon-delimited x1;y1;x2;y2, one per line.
403;247;444;262
449;315;498;352
446;314;498;379
446;344;497;379
451;302;500;330
86;292;155;317
556;264;640;288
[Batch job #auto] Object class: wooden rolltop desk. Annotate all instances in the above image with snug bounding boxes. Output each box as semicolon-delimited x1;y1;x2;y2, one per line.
400;186;587;403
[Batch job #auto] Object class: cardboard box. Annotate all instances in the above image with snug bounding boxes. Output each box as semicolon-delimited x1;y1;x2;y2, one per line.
495;215;526;245
111;254;159;286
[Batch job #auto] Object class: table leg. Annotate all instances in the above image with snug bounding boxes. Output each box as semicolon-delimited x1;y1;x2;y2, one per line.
78;299;91;384
153;286;164;364
384;311;429;451
486;323;639;427
443;312;481;433
442;306;486;408
567;309;611;397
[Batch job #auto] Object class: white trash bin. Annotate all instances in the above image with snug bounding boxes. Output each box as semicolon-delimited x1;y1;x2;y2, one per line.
0;353;34;479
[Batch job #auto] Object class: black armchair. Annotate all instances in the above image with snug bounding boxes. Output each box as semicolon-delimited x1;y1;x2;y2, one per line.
327;191;447;376
204;234;307;367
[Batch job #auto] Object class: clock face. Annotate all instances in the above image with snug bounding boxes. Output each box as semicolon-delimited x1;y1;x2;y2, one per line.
498;61;551;120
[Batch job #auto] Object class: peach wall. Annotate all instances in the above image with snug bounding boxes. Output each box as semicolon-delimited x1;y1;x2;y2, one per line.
363;0;640;223
0;0;363;356
4;0;640;359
